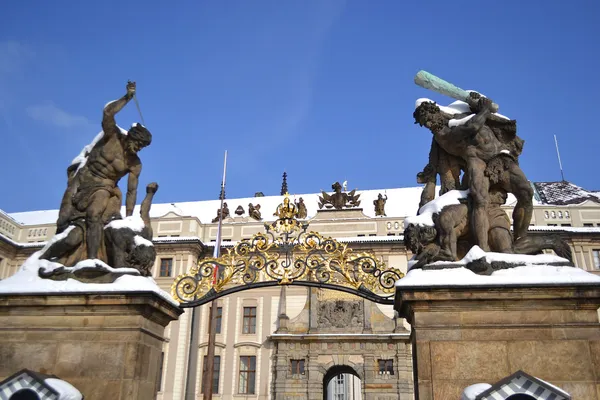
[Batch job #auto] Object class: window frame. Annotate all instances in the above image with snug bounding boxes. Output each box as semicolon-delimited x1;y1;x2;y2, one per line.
201;355;221;394
291;359;305;375
592;249;600;269
238;355;256;394
242;306;257;334
378;359;394;375
159;258;173;277
214;306;223;334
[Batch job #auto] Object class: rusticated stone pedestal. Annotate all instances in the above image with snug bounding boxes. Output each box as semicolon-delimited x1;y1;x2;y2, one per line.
395;283;600;400
0;292;182;400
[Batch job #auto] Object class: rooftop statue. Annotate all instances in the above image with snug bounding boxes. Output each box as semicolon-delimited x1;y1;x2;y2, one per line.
40;81;154;276
373;193;388;217
212;202;230;223
318;182;361;210
248;203;262;220
295;197;307;219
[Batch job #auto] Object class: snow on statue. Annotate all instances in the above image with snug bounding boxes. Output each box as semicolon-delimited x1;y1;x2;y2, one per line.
406;71;574;275
13;81;160;284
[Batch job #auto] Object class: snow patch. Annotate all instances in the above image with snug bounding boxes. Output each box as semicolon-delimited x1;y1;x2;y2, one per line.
415;97;510;121
430;245;569;267
404;189;469;228
70;131;104;172
461;383;492;400
45;378;83;400
448;113;475;127
134;235;153;247
398;265;600;287
0;248;178;306
106;215;145;232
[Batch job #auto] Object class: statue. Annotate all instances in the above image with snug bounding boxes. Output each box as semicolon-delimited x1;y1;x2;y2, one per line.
248;203;262;220
373;193;388;216
407;71;568;272
404;189;572;273
413;79;532;252
212;202;230;223
295;197;307;219
416;139;464;209
40;81;152;269
274;196;297;219
318;182;361;210
99;183;158;276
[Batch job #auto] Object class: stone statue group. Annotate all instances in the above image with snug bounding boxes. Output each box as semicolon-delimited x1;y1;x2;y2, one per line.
40;82;157;277
406;73;571;270
36;73;572;279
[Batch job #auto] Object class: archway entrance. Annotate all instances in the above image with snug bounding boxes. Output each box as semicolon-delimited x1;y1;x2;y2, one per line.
323;365;362;400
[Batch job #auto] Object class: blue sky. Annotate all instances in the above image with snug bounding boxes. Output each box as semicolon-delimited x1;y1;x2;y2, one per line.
1;1;599;213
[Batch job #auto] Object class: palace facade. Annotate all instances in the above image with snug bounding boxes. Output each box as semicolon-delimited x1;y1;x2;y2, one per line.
1;180;599;400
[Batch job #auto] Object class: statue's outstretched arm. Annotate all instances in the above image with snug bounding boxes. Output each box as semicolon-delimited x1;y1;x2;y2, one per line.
141;182;158;236
102;81;136;136
126;161;142;217
461;97;495;133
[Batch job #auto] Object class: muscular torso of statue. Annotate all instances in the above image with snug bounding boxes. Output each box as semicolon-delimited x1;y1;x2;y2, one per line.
434;123;506;163
78;131;139;190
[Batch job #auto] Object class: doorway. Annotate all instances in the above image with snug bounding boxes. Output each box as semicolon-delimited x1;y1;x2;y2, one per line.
323;365;362;400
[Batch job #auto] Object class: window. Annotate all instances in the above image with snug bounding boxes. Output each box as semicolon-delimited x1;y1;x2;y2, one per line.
584;223;593;227
369;234;376;237
201;355;220;393
215;307;222;334
160;258;173;277
357;234;365;237
238;356;256;394
561;224;571;227
291;359;305;375
378;359;394;375
593;250;600;269
387;233;395;236
334;375;345;400
242;307;256;334
547;224;557;227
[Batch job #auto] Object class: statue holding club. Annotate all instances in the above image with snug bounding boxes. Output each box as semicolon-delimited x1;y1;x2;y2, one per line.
412;71;533;253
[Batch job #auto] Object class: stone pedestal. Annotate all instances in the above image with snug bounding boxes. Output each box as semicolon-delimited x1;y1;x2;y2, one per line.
0;292;182;400
395;283;600;400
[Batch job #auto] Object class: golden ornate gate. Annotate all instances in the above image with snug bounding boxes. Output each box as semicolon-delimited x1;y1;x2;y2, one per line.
171;194;404;307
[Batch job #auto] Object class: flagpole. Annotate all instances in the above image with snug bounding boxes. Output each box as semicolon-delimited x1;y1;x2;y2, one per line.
184;151;227;400
554;135;565;181
203;150;227;400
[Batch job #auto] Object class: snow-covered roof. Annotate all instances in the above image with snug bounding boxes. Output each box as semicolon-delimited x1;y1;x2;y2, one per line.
533;181;600;205
7;180;600;228
8;187;425;226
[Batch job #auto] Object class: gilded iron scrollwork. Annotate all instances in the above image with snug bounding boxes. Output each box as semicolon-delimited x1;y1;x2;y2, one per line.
171;194;404;306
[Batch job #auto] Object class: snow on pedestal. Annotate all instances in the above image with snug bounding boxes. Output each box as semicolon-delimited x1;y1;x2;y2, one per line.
399;246;600;287
105;215;146;232
404;189;469;228
45;378;83;400
461;383;492;400
0;227;177;306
